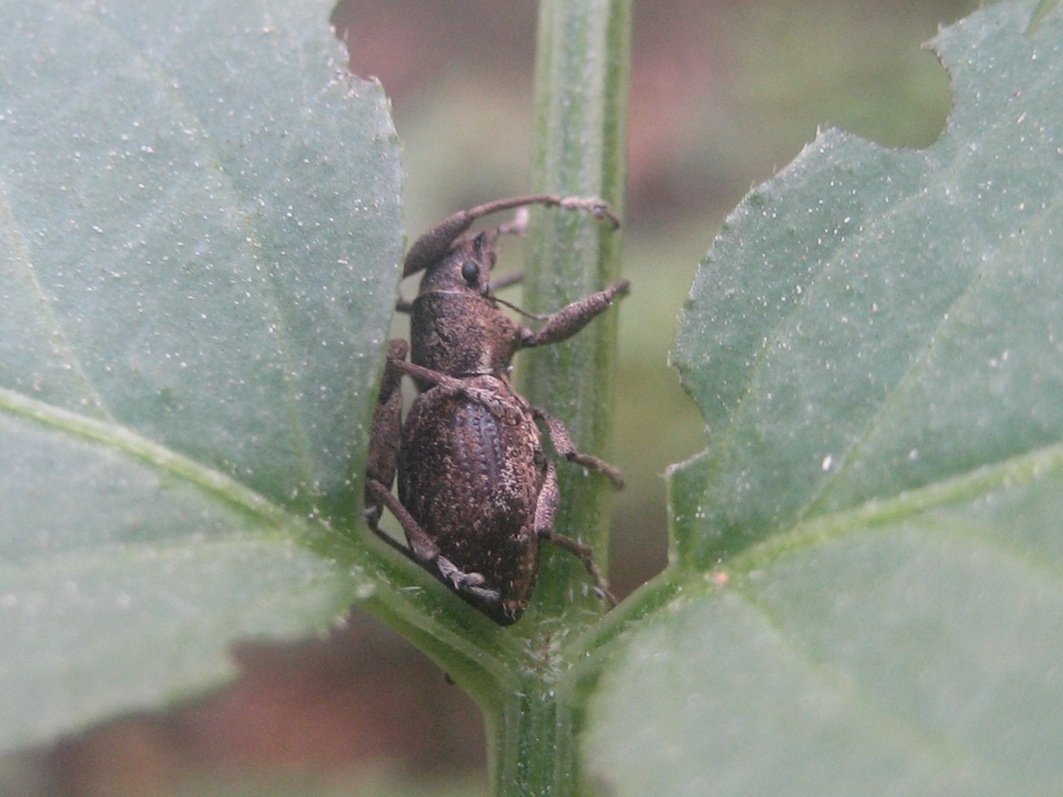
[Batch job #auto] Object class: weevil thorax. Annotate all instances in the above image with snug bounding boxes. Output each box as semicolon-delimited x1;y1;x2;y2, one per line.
410;231;523;378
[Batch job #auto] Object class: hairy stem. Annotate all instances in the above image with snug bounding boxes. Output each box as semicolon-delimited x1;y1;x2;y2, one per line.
488;0;631;795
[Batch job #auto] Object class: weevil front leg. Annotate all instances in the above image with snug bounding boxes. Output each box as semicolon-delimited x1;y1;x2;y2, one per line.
533;461;617;606
520;279;630;349
402;194;620;278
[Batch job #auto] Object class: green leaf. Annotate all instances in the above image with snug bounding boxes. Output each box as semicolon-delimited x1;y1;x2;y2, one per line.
0;0;403;749
585;1;1063;794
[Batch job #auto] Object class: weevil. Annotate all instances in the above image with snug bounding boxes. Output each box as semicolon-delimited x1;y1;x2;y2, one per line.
365;195;629;624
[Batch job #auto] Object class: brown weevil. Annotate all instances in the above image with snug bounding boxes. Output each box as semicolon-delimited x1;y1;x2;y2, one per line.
365;195;628;624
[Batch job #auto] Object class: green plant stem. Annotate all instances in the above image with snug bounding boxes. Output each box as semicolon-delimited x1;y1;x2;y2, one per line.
487;0;631;795
488;671;583;797
523;0;630;628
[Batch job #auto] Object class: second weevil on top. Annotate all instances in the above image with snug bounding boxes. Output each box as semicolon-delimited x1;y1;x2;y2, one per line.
365;194;629;624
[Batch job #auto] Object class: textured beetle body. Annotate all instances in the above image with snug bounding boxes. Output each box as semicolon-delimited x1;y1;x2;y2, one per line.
366;195;627;624
400;376;545;623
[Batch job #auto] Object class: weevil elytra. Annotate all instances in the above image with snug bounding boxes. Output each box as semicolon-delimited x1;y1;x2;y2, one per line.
365;195;628;624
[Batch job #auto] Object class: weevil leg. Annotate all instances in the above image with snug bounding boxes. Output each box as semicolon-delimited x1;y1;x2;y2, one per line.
495;206;531;238
462;583;503;603
384;358;465;392
366;479;440;564
491;199;622;294
386;359;514;420
364;340;409;531
403;194;619;277
545;531;618;607
366;479;496;600
532;460;561;537
520;280;630;349
534;461;617;607
532;407;624;488
437;557;500;600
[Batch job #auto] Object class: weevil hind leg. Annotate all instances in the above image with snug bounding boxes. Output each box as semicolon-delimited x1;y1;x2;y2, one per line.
534;462;617;607
366;479;498;601
366;479;439;563
544;532;618;608
437;557;501;602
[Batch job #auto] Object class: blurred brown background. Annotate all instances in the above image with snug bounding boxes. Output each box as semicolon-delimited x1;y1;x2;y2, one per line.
22;1;975;795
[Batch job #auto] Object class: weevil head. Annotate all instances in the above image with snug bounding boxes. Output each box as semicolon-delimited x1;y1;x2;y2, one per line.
418;231;497;297
407;230;521;376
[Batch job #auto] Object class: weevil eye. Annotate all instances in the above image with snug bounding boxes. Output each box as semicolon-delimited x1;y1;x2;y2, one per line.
461;260;480;285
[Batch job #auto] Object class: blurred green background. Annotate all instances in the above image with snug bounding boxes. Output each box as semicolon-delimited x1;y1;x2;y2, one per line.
25;1;976;795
